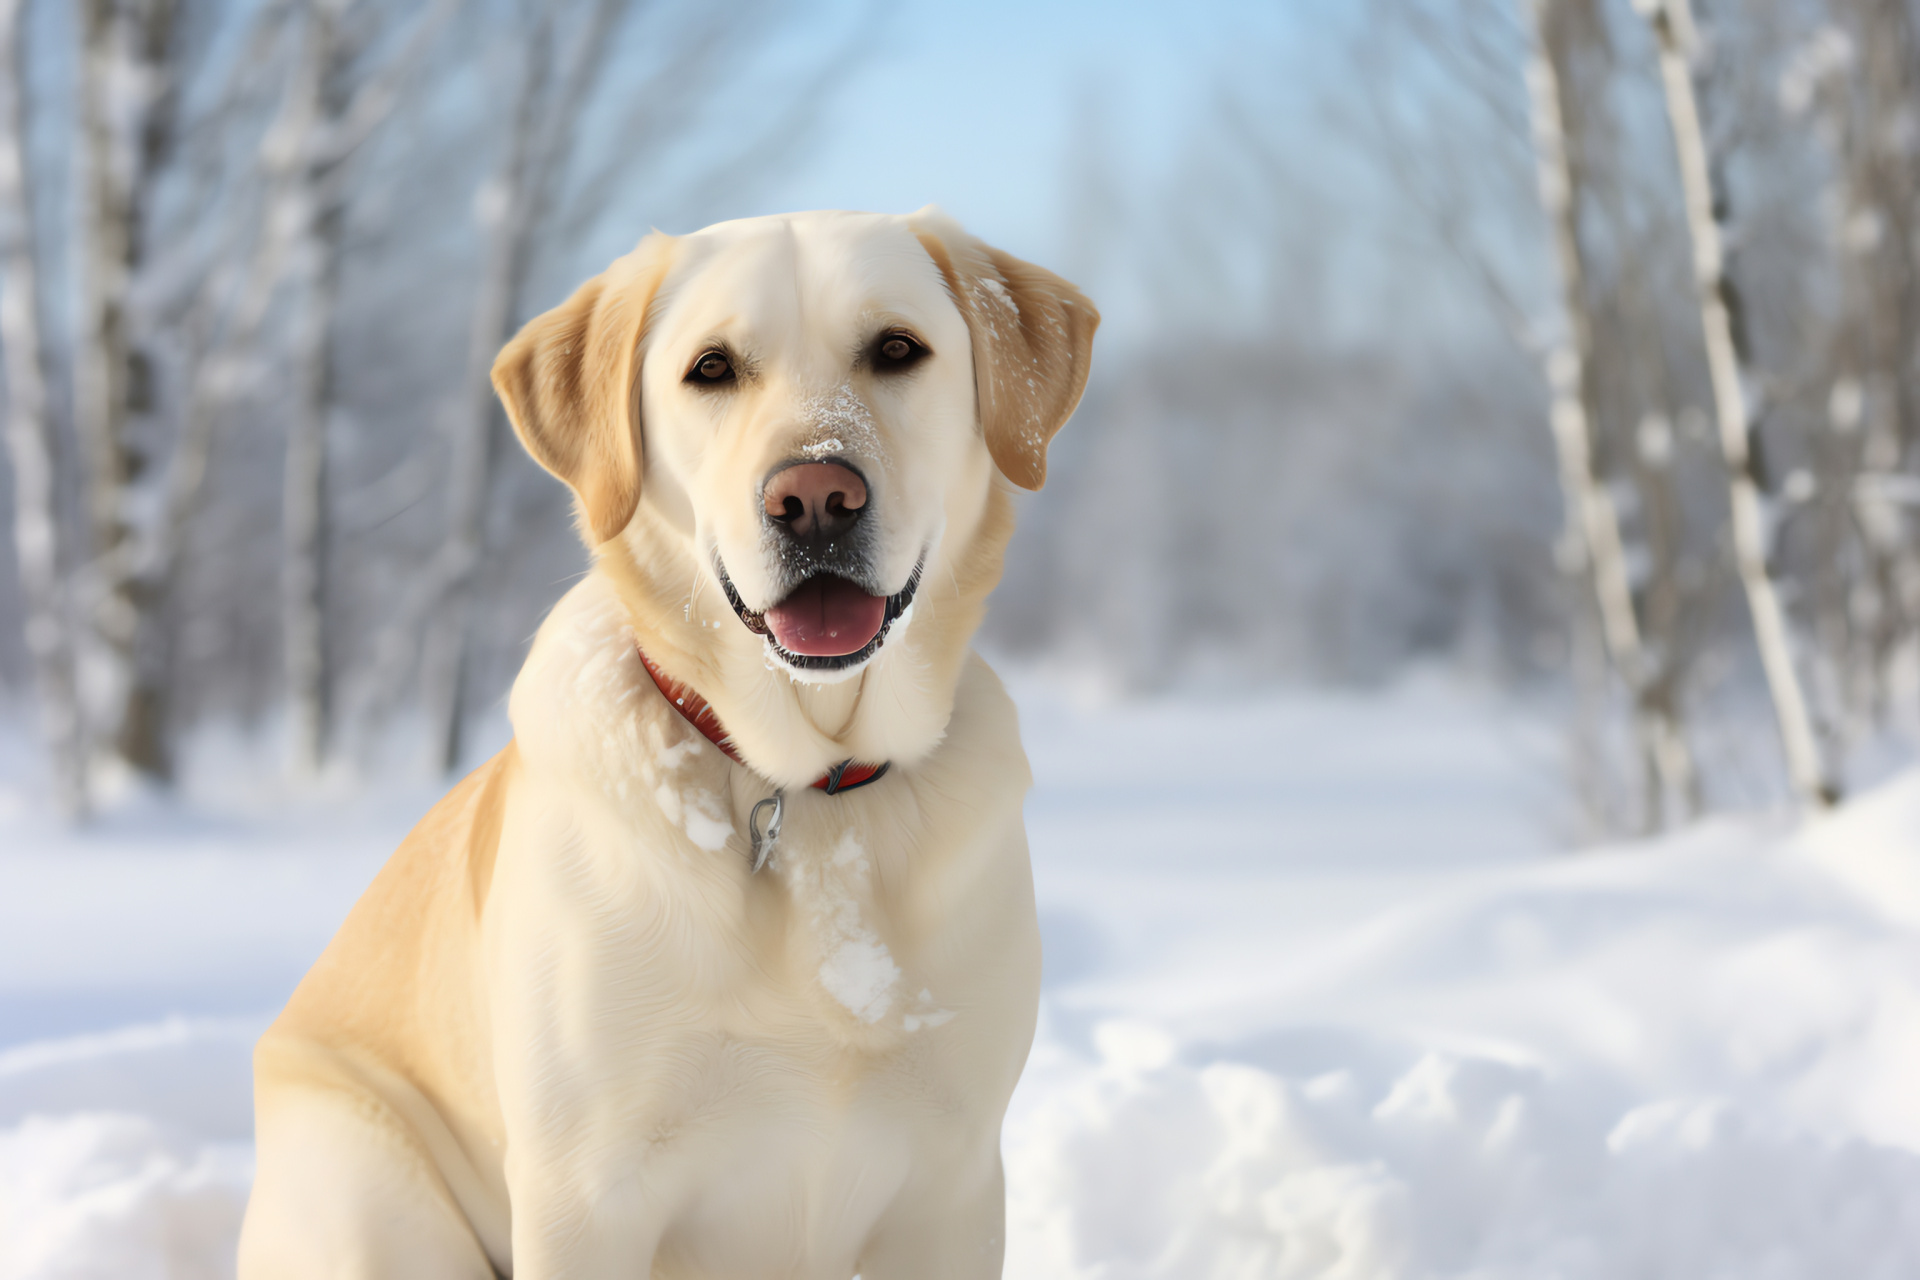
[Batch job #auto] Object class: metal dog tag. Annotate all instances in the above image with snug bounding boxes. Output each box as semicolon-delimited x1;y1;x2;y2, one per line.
748;790;784;874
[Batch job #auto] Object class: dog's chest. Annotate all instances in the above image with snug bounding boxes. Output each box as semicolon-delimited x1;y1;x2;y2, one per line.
490;774;1028;1267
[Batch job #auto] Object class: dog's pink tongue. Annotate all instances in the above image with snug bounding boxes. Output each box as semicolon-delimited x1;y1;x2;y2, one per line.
764;576;888;657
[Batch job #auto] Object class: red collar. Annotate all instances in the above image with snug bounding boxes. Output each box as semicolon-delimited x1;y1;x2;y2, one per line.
637;647;890;795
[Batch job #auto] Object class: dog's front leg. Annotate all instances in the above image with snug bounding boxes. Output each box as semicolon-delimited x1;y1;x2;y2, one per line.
857;1151;1009;1280
486;806;682;1277
492;972;670;1274
502;1161;665;1279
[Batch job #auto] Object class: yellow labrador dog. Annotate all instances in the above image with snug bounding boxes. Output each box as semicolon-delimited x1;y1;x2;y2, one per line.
237;208;1096;1278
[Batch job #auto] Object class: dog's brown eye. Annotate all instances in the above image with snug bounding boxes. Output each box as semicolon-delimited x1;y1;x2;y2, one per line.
687;351;734;385
874;332;927;370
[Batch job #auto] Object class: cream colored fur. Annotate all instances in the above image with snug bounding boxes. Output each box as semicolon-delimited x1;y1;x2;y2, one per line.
237;208;1097;1278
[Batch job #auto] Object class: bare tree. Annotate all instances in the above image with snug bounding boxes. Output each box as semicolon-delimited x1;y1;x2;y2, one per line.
95;3;301;791
277;1;350;775
1353;0;1702;830
1837;0;1920;732
74;0;182;781
69;0;436;781
277;0;454;773
1520;0;1697;829
0;0;85;815
1638;0;1834;807
1781;7;1920;741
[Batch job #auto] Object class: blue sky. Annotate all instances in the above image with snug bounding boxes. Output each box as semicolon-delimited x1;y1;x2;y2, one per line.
734;1;1312;277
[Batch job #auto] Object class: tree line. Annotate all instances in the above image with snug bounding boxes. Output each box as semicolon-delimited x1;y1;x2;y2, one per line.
1329;0;1920;831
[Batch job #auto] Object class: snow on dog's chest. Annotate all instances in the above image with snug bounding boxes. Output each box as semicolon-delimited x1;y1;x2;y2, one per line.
780;828;904;1022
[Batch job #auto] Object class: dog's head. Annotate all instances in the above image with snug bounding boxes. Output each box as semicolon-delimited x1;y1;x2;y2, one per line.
493;209;1097;775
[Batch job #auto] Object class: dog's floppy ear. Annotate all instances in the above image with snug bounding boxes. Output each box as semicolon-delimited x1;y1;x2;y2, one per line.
492;231;677;544
911;208;1099;490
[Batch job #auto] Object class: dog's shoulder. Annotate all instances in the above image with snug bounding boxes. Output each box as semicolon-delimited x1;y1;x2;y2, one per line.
259;743;516;1108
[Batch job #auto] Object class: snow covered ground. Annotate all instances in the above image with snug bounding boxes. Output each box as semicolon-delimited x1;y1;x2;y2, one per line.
5;673;1920;1277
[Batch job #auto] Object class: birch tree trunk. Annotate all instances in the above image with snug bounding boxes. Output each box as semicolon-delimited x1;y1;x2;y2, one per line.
282;197;344;775
1639;0;1834;806
0;0;85;817
94;6;296;780
279;0;347;775
1520;0;1696;831
75;0;177;781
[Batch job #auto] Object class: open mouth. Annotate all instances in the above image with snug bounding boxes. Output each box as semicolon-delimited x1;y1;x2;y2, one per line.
716;560;923;671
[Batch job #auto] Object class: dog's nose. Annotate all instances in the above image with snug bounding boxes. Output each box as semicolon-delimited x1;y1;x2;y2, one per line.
763;462;867;539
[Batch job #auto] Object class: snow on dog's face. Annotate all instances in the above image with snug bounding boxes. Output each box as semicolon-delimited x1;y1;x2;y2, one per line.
491;208;1098;682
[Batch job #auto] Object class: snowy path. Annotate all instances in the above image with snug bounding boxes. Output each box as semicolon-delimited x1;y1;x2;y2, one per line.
5;678;1920;1277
